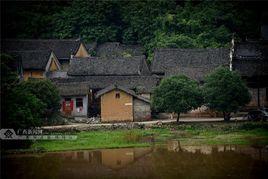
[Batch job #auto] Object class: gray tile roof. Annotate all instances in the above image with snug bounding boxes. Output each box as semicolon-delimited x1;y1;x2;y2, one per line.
10;50;51;70
57;83;89;96
67;55;150;76
96;42;145;58
52;75;160;93
151;48;230;81
95;85;150;103
1;39;81;59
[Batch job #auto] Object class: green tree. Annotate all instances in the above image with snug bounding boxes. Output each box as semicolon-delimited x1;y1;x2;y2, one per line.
51;0;123;42
152;75;203;122
4;88;46;129
203;67;251;121
17;79;61;119
1;54;46;129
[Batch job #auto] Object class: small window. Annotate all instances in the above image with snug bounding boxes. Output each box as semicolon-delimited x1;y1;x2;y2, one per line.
115;92;120;99
76;98;83;107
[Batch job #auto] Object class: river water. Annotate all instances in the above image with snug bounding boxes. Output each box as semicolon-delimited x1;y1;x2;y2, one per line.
2;141;268;179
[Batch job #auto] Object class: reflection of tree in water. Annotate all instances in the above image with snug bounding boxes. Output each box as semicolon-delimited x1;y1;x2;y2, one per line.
151;145;268;179
2;155;62;179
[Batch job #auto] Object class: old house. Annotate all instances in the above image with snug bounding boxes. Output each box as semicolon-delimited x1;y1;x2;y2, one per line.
150;48;231;117
95;85;151;122
11;50;61;80
57;83;89;117
232;40;268;108
151;48;230;81
1;39;94;79
53;54;157;119
2;37;267;122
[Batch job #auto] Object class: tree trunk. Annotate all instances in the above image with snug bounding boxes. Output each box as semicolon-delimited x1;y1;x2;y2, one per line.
223;112;231;121
177;113;180;123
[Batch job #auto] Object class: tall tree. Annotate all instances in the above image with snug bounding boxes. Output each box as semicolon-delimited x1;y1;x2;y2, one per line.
203;67;251;121
152;75;203;122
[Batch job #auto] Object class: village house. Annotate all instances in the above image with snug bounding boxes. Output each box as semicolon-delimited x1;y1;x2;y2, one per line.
53;53;158;119
232;40;268;108
57;83;89;117
95;85;151;122
151;48;230;81
1;37;267;122
1;39;94;79
10;50;61;80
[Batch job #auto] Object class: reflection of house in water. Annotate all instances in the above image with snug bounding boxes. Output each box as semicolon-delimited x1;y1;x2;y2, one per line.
60;150;102;164
102;148;153;170
58;147;153;170
166;140;268;161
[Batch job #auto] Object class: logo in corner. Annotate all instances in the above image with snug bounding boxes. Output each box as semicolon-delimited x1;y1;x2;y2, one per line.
4;129;14;138
0;129;17;140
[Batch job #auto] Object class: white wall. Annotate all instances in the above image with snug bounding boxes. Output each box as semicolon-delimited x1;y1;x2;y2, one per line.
60;95;88;117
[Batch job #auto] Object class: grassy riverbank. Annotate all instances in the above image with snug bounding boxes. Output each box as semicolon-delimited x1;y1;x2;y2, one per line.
30;122;268;152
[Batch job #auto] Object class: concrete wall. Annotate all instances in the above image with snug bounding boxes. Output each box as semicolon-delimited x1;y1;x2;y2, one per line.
247;88;268;107
60;95;88;117
101;90;133;122
133;98;151;121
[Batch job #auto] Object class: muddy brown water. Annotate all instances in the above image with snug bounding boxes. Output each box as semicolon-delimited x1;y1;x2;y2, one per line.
2;141;268;179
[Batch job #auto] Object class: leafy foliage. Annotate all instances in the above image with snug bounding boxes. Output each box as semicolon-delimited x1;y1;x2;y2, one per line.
2;0;262;56
4;88;46;129
51;0;123;42
152;75;203;122
1;55;61;129
17;79;61;119
203;67;251;121
1;54;46;129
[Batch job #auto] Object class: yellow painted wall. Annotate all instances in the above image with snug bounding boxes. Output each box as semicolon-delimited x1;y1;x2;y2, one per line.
74;44;90;58
23;70;44;80
49;58;59;71
101;90;133;122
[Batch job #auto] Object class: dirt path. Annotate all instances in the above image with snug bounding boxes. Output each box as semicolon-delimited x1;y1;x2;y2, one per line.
42;117;245;131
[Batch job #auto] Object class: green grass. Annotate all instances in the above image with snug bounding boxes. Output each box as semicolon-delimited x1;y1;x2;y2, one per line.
30;122;268;152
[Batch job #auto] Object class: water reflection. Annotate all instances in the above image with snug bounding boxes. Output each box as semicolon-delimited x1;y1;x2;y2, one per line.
2;142;268;179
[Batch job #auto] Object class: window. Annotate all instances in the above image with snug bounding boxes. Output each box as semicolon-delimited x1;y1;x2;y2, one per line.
76;98;83;107
115;92;120;99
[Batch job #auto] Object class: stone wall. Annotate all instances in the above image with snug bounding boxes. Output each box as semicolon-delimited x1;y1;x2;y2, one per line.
133;98;151;121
